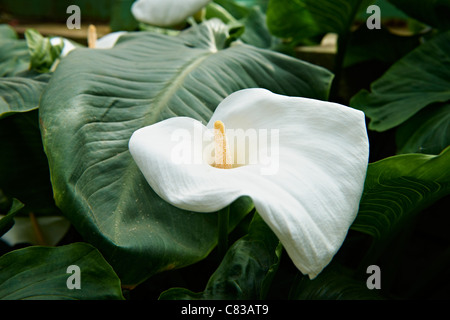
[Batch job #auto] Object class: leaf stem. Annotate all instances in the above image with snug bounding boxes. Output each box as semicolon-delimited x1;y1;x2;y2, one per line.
329;34;349;101
329;0;365;102
29;212;46;246
217;206;230;258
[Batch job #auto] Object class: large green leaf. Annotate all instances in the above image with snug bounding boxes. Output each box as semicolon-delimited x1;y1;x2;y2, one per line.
39;19;333;285
0;242;124;300
350;30;450;131
159;213;281;300
351;146;450;261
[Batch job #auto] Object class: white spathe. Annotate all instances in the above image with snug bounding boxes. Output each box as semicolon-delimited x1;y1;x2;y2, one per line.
131;0;211;27
95;31;127;49
50;31;126;57
128;88;369;279
0;216;71;246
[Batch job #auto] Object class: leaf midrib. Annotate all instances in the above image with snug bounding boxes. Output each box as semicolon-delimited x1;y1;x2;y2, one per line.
111;50;215;242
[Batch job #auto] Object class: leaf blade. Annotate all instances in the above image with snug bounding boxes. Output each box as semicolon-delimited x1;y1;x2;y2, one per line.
350;30;450;131
0;243;124;300
351;147;450;259
159;213;282;300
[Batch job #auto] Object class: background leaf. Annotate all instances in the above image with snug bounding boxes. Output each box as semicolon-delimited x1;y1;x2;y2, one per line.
350;30;450;132
351;146;450;264
233;0;269;11
0;24;30;77
208;0;277;49
24;29;63;73
159;213;281;300
39;19;333;286
395;102;450;155
288;263;384;300
266;0;373;43
0;110;57;215
0;74;50;119
0;242;124;300
0;72;57;216
343;26;421;68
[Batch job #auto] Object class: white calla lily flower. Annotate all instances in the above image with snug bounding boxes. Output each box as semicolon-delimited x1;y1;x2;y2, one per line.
131;0;212;27
129;88;369;279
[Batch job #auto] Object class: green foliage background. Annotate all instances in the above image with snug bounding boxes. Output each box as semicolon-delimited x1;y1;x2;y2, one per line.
0;0;449;300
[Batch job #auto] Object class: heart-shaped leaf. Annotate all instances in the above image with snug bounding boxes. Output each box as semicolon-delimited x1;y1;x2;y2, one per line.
39;19;333;285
